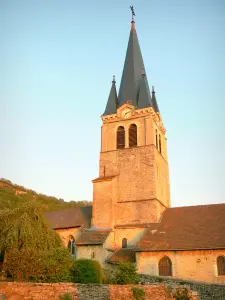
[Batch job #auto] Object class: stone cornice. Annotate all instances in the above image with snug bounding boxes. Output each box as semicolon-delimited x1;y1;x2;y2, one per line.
101;106;166;134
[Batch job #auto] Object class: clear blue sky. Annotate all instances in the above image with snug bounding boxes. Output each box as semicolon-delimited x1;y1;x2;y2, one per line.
0;0;224;207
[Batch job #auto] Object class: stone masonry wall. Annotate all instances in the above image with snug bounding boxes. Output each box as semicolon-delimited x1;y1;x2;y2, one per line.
136;249;225;284
140;274;225;300
0;282;197;300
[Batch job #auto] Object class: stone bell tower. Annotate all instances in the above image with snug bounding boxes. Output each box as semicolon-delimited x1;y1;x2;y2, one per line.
91;16;170;229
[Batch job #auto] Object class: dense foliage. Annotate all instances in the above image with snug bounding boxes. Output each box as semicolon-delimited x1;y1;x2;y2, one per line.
0;178;91;211
0;203;61;252
0;202;73;282
114;262;140;285
71;259;105;284
4;247;73;282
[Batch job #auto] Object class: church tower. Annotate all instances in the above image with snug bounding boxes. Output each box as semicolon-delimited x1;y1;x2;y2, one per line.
92;15;170;229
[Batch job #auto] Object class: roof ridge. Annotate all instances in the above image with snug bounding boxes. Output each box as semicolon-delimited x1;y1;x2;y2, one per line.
168;203;225;210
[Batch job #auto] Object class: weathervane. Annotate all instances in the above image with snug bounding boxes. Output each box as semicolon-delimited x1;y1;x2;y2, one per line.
130;5;135;21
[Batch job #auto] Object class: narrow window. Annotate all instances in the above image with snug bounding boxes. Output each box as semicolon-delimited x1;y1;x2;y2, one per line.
71;238;76;256
159;134;162;154
156;130;158;149
67;235;76;257
92;252;95;259
117;126;125;149
217;256;225;275
122;238;127;248
159;256;172;276
129;124;137;147
67;240;72;251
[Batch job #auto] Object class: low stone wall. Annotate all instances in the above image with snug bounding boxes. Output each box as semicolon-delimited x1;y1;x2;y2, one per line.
0;282;197;300
0;282;77;300
140;274;225;300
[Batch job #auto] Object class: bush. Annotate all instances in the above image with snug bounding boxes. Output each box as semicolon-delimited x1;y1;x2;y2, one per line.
114;262;140;285
131;287;146;300
173;288;190;300
71;259;104;284
58;293;73;300
3;247;73;282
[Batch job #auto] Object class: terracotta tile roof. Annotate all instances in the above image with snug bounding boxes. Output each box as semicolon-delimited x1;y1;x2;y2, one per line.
135;203;225;251
75;228;111;245
45;206;92;230
107;248;136;264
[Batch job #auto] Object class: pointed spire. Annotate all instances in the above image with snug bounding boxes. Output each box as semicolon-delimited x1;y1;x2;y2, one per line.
151;86;160;113
118;19;146;108
137;70;152;109
102;76;118;116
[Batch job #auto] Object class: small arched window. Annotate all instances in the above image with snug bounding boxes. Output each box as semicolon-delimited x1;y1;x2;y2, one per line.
67;240;71;250
159;256;172;276
155;130;158;149
129;124;137;147
122;238;127;248
159;134;162;154
117;126;125;149
217;256;225;275
67;236;76;257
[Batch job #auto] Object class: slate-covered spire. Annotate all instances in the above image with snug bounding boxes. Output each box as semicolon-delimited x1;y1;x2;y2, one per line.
137;70;152;109
118;18;147;107
102;76;118;116
151;86;160;113
118;20;145;106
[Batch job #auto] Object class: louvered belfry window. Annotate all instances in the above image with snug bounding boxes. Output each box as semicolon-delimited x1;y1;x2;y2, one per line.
117;126;125;149
129;124;137;147
159;256;172;276
217;256;225;275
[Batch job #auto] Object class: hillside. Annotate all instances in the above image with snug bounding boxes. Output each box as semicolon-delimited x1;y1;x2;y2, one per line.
0;178;92;211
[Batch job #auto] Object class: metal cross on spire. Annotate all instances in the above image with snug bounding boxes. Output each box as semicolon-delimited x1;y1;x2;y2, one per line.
130;5;135;21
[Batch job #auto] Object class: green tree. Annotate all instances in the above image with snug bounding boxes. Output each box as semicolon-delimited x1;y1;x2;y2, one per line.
0;202;73;282
4;247;73;282
114;262;140;285
0;202;61;252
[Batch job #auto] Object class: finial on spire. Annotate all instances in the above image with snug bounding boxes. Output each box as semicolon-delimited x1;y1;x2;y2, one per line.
113;75;116;82
152;86;155;93
130;5;136;30
130;5;135;21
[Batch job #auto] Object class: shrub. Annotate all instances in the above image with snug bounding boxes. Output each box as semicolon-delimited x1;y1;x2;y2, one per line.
71;258;104;284
173;288;190;300
3;247;73;282
58;293;73;300
114;262;140;285
131;287;146;300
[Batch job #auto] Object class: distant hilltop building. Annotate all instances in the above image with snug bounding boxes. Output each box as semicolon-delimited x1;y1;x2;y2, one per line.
46;11;225;284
